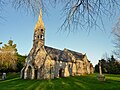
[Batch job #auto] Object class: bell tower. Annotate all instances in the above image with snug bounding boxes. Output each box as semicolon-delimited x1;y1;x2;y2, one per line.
21;9;47;79
34;9;45;47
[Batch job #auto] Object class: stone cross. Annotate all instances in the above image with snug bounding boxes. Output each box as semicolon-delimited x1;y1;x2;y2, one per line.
97;60;106;81
99;60;102;75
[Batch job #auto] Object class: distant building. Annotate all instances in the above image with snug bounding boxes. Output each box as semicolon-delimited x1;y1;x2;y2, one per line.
21;10;94;79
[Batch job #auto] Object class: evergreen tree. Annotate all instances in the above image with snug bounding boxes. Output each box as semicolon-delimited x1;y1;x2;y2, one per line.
95;55;120;74
16;54;27;72
0;40;18;72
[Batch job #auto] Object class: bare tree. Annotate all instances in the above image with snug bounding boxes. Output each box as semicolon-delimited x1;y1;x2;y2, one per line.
10;0;120;31
60;0;120;31
10;0;48;16
1;0;120;31
113;18;120;59
0;0;5;20
102;52;109;61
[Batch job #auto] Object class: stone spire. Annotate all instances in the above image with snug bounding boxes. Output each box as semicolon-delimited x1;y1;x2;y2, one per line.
33;8;45;47
34;9;44;32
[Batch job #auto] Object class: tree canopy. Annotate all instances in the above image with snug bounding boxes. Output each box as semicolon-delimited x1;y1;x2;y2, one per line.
0;40;18;72
0;40;27;72
113;19;120;59
95;55;120;74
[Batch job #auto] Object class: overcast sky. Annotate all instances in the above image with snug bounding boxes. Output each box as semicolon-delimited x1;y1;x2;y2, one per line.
0;4;118;66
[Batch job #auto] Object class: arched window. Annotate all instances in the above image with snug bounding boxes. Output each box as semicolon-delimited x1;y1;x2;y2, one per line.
59;68;63;77
27;66;32;79
40;34;44;40
37;35;39;39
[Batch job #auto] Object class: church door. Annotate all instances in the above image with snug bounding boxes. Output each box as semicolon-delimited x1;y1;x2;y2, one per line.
27;66;32;79
35;70;38;79
59;69;63;77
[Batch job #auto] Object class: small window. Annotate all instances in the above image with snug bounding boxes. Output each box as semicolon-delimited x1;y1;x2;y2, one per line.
34;35;37;39
37;35;39;39
41;29;43;32
40;35;44;40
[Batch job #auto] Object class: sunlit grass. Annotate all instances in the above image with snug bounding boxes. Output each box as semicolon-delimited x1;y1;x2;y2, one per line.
0;73;120;90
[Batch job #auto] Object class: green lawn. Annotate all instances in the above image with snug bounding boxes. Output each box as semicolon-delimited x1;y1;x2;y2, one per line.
0;73;120;90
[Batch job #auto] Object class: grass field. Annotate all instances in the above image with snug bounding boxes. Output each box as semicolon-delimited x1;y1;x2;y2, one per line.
0;73;120;90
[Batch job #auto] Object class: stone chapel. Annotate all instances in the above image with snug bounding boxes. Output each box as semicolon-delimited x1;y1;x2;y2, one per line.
20;10;94;79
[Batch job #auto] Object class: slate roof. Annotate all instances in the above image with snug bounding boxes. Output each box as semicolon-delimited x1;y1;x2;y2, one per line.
67;50;83;60
59;50;72;62
45;46;61;60
45;46;84;62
